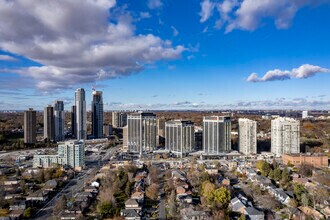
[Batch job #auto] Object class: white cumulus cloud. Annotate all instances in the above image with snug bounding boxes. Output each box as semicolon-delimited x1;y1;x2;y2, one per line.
199;0;328;32
247;64;330;82
0;0;185;91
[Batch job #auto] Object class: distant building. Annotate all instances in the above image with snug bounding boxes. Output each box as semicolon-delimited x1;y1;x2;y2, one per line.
91;91;103;139
33;140;85;170
24;108;36;144
271;117;300;157
123;125;128;152
282;153;328;168
103;124;113;137
203;116;231;155
238;118;257;155
75;88;87;140
54;100;65;142
194;128;203;151
127;112;156;154
302;110;308;119
71;105;76;138
262;114;272;120
165;120;194;157
157;117;166;146
44;105;55;142
112;111;127;128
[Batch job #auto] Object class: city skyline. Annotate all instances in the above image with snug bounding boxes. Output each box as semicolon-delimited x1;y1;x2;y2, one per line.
1;0;330;110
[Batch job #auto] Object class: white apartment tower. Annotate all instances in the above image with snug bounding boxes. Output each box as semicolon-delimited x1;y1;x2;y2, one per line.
238;118;257;155
302;111;308;119
58;140;85;170
54;100;65;141
75;88;87;140
271;117;300;157
127;112;156;154
165;120;194;157
203;116;231;154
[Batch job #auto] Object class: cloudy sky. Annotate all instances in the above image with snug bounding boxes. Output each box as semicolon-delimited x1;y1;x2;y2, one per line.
0;0;330;110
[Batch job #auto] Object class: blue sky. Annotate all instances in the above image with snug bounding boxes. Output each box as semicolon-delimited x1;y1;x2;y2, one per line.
0;0;330;110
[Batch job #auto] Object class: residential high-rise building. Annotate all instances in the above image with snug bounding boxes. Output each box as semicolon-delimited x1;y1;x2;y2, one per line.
194;128;203;151
24;108;36;144
91;91;103;139
33;140;85;170
238;118;257;155
157;117;166;146
165;120;194;157
71;105;76;138
58;140;85;170
44;105;55;142
271;117;300;157
54;100;65;141
75;88;86;140
112;111;128;128
203;116;231;154
127;112;156;154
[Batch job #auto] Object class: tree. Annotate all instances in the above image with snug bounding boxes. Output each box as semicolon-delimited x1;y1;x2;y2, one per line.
273;167;282;181
293;184;306;204
0;209;9;217
309;187;329;208
23;207;32;218
281;168;290;184
97;201;114;218
298;163;313;177
212;187;231;209
301;193;309;207
288;199;298;219
201;181;215;202
268;169;274;179
238;213;246;220
125;181;131;197
256;160;271;176
146;183;159;201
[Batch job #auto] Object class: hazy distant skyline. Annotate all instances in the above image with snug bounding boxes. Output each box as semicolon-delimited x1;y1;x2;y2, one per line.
1;0;330;110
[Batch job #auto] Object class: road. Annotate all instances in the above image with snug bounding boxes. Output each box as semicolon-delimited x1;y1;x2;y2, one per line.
33;146;119;219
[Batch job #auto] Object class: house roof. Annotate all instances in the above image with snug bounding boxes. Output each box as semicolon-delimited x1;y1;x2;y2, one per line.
125;199;139;206
231;197;246;211
122;209;140;217
245;207;264;216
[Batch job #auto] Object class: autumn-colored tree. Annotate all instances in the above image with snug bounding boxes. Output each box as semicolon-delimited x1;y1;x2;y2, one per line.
23;207;32;218
256;160;271;176
212;187;231;209
146;183;159;201
201;181;215;202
